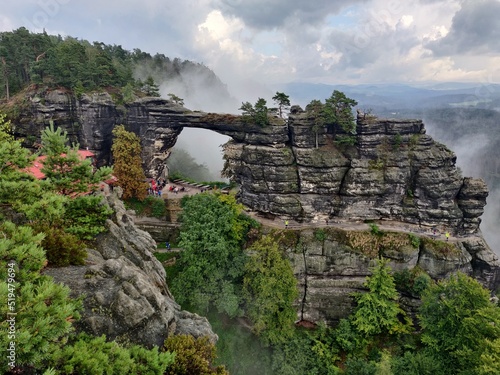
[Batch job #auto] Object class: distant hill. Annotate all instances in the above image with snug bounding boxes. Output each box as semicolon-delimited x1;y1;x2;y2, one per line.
0;27;237;112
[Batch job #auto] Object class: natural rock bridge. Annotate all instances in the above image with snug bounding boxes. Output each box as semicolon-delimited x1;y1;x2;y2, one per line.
20;91;488;235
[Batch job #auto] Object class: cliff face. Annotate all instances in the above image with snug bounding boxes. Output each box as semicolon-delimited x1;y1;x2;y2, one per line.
12;90;487;236
44;191;217;348
276;226;500;325
225;107;488;236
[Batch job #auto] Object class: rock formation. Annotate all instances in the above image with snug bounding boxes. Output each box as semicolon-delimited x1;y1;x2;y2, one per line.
12;90;488;237
44;191;217;348
278;226;499;325
9;88;500;329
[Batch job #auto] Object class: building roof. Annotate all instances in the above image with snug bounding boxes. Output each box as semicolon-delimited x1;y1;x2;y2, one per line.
25;150;95;180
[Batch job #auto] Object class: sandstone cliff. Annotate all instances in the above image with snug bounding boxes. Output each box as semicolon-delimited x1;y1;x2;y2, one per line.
268;225;500;325
10;89;488;237
44;190;217;348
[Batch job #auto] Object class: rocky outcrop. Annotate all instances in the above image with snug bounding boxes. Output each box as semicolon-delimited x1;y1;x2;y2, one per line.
43;192;217;348
278;226;500;325
225;109;488;236
11;90;489;236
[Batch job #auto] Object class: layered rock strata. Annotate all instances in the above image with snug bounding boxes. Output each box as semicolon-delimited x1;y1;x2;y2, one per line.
13;91;488;236
278;226;499;325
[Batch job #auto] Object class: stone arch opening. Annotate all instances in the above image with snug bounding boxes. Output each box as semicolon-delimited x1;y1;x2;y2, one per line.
168;127;230;181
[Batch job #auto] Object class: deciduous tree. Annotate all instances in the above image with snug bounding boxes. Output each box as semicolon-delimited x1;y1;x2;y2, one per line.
111;125;149;200
243;235;298;344
419;272;500;374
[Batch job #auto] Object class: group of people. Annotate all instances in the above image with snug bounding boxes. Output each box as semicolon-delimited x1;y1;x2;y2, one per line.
167;185;186;194
148;178;167;197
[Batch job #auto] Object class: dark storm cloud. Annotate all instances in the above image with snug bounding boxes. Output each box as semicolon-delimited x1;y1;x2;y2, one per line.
217;0;367;29
427;0;500;56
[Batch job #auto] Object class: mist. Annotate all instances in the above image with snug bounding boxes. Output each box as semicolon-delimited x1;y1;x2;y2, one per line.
173;128;229;182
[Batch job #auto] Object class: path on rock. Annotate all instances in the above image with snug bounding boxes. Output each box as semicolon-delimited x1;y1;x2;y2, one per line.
245;210;476;244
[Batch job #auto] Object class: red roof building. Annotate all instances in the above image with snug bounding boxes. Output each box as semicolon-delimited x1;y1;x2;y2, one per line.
26;150;96;180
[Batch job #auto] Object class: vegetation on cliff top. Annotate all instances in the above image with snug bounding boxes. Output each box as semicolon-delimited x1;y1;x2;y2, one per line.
0;27;226;103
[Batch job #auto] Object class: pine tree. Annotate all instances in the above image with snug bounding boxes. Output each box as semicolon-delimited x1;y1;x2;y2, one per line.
111;125;149;200
40;122;112;196
351;259;412;336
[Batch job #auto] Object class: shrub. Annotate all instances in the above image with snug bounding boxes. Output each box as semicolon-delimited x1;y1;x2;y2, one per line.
49;333;175;374
39;226;87;266
314;228;326;241
164;335;228;375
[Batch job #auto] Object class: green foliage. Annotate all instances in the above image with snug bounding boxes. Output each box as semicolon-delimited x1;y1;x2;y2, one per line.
369;223;383;236
323;90;358;135
314;228;327;241
243;235;298;344
0;112;13;141
272;91;290;118
393;133;403;149
63;195;113;240
306;99;325;149
408;233;420;248
141;75;161;97
121;82;136;103
167;147;216;182
391;351;447;375
125;196;166;218
48;333;175;374
419;272;500;374
393;267;432;298
271;329;335;375
239;98;269;126
334;318;362;353
40;122;113;196
0;222;82;371
38;225;87;266
352;259;412;337
111;125;149;200
344;358;377;375
335;134;357;146
164;335;228;375
172;193;252;316
168;93;184;105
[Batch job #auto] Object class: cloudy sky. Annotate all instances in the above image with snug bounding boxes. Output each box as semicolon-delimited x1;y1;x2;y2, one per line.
1;0;499;97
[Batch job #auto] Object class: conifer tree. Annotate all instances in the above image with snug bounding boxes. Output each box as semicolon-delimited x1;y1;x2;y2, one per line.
111;125;149;200
351;259;412;336
0;222;81;371
40;122;112;196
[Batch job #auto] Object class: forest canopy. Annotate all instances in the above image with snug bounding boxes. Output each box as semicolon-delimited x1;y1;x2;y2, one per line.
0;27;224;101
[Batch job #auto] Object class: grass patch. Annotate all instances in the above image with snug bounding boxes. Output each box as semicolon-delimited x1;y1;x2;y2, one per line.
421;237;461;257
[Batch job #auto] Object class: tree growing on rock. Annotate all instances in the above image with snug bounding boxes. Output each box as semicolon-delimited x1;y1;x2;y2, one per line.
111;125;149;200
272;91;290;118
306;99;325;149
239;97;269;126
168;93;184;106
323;90;358;145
